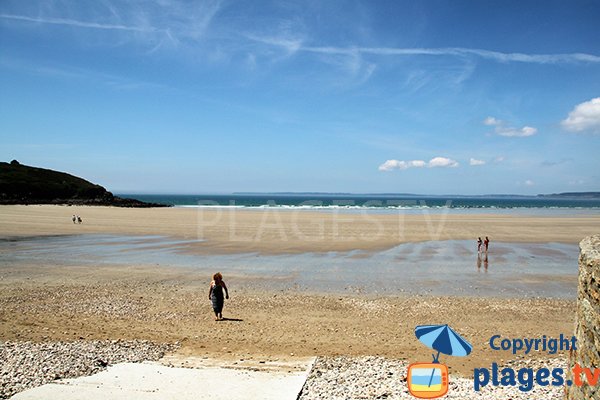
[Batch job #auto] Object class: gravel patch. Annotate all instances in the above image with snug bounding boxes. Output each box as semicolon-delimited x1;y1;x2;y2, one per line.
0;340;177;399
298;356;565;400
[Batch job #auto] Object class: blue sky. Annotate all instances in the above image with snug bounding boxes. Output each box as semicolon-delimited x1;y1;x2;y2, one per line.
1;0;599;195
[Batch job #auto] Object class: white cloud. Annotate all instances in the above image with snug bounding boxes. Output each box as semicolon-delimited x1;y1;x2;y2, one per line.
409;160;427;168
378;160;402;171
378;160;422;171
483;117;537;137
493;156;505;163
379;157;458;171
497;125;537;137
483;116;499;126
470;158;486;166
561;97;600;134
428;157;459;168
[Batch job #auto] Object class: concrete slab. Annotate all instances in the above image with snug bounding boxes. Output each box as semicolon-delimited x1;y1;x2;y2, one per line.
11;357;315;400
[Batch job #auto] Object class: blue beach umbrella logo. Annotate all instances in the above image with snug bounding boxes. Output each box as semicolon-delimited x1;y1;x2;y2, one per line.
415;324;473;361
407;324;472;399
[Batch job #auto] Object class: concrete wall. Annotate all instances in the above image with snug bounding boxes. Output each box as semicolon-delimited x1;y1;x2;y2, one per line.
566;235;600;399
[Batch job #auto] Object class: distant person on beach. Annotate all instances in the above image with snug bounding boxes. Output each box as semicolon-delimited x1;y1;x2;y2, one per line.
484;236;490;252
477;237;483;253
77;216;82;224
208;272;229;321
72;215;76;224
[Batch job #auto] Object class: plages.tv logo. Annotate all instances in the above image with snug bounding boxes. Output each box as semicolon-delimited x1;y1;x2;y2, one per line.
407;324;473;399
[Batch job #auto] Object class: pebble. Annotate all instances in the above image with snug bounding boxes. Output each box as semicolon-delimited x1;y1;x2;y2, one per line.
0;349;567;399
298;356;565;400
0;340;177;399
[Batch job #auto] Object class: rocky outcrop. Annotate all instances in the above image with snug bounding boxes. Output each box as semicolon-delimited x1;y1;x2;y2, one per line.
566;235;600;399
0;160;168;207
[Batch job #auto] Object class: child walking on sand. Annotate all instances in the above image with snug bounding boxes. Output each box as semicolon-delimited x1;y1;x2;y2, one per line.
208;272;229;321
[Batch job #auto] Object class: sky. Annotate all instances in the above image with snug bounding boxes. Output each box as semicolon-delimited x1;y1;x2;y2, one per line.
1;0;600;195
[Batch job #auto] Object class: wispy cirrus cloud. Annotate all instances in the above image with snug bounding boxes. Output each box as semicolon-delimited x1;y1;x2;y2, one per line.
245;36;600;65
0;0;222;47
0;13;156;32
243;36;600;86
10;0;596;64
244;31;378;86
244;33;304;55
304;46;600;64
4;2;600;68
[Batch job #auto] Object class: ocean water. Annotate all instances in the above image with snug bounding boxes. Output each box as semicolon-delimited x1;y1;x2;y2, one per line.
118;193;600;215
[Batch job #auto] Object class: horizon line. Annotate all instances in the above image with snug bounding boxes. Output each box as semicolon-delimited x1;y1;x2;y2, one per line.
115;191;600;198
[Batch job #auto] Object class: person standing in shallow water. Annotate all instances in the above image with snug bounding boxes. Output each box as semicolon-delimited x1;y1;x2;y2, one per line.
484;236;490;253
208;272;229;321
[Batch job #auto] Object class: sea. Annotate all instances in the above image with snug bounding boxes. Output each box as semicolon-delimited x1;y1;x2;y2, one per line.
118;193;600;215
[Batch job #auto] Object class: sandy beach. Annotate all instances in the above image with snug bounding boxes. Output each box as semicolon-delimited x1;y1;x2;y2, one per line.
1;205;599;254
0;262;575;377
0;205;597;397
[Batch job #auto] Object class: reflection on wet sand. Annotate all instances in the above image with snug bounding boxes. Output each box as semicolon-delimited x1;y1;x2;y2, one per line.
477;252;489;271
0;235;579;298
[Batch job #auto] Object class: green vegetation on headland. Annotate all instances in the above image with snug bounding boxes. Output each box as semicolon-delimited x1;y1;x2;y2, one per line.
0;160;169;207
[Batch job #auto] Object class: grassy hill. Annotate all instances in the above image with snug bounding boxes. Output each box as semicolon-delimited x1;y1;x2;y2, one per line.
0;160;167;207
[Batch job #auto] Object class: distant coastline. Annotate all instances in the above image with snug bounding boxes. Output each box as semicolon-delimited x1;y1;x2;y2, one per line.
537;192;600;199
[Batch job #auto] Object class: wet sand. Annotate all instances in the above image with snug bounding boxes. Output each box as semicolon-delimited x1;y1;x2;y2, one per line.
0;234;580;297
